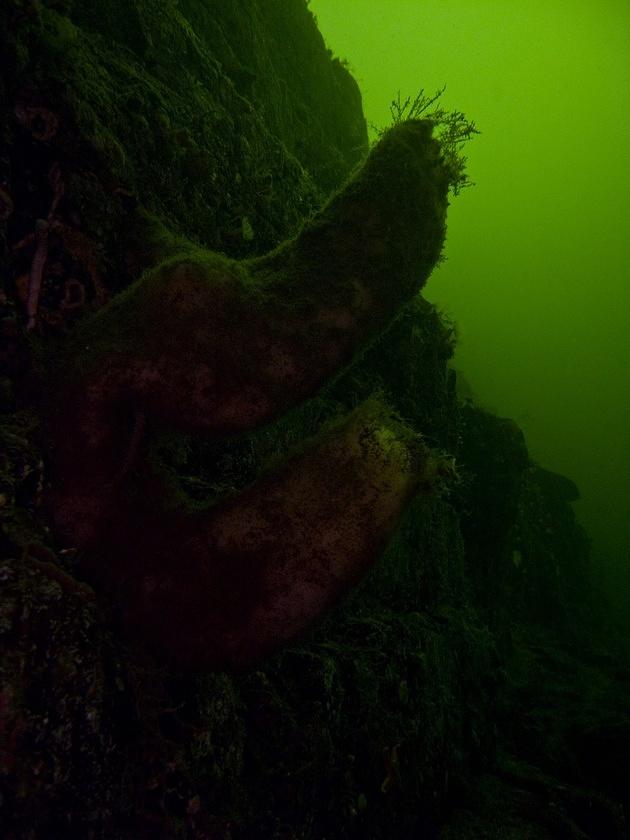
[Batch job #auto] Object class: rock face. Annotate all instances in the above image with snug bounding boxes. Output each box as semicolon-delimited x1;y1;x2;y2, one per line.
0;554;135;836
0;2;617;839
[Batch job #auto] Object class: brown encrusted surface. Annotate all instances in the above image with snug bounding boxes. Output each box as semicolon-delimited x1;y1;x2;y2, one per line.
0;554;134;835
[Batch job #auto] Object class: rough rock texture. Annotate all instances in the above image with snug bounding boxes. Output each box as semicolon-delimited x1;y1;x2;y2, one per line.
0;1;625;839
0;553;136;837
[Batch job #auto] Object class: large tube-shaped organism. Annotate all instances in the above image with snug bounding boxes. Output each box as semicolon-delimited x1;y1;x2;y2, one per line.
45;120;451;666
47;120;449;549
81;401;445;669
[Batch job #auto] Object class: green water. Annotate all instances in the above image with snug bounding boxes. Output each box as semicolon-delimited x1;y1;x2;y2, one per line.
310;0;630;614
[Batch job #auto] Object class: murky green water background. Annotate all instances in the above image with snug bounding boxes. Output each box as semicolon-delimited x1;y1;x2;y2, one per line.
310;0;630;611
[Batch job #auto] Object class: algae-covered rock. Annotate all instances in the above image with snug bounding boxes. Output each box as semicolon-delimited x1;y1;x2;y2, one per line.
0;0;477;832
0;0;611;838
456;402;595;634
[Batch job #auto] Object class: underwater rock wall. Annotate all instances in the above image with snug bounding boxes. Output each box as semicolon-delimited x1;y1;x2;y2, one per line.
1;0;367;333
0;1;598;837
456;402;594;636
